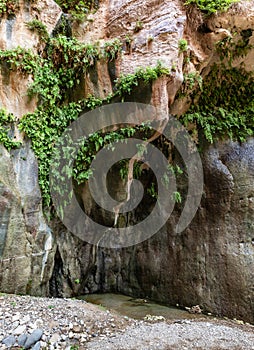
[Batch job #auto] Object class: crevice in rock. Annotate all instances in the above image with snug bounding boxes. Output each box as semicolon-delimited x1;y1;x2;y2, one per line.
49;247;64;298
51;13;72;38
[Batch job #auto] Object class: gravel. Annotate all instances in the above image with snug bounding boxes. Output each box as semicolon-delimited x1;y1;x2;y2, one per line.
0;294;135;349
0;293;253;349
86;321;254;350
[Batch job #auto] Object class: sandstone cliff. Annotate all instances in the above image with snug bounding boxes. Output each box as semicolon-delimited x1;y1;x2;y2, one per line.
0;0;253;323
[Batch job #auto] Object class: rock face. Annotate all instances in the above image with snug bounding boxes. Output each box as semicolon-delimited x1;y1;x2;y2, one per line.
0;0;254;324
0;0;62;117
0;142;54;295
82;139;254;322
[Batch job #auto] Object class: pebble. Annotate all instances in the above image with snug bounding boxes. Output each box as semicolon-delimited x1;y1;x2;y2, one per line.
12;313;21;322
4;293;251;350
20;315;31;324
32;341;41;350
0;294;134;349
50;332;60;343
14;324;27;335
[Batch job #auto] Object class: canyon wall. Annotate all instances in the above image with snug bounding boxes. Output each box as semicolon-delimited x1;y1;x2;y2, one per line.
0;0;253;323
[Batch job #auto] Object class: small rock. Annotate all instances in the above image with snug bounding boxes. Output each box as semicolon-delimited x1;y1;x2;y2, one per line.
41;334;48;342
81;336;87;343
12;313;21;322
24;329;43;349
11;321;20;330
18;333;28;346
49;320;59;329
68;331;74;339
2;335;16;347
14;324;27;335
188;305;202;314
50;333;60;344
20;315;31;325
73;325;82;333
32;341;41;350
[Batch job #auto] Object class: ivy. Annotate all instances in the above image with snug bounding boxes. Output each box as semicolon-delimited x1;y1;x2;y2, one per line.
114;62;170;98
74;123;153;185
26;20;49;42
0;109;21;151
0;47;39;73
181;65;254;144
216;31;253;66
2;23;252;210
54;0;99;21
19;103;82;206
0;34;168;206
0;0;19;17
184;0;239;15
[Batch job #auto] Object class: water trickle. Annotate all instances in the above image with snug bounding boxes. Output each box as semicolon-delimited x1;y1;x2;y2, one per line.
6;17;16;48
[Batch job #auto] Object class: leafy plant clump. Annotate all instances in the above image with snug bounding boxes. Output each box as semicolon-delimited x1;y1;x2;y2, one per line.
114;62;170;97
0;32;170;206
178;39;188;53
185;0;239;15
181;65;254;143
26;19;49;42
0;0;19;17
55;0;99;21
19;61;170;206
0;109;21;150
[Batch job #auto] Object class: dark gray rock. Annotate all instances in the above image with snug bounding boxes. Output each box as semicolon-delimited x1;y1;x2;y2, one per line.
2;335;16;347
24;329;43;349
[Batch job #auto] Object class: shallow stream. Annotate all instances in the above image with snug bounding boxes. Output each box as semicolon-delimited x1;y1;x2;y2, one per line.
80;293;210;321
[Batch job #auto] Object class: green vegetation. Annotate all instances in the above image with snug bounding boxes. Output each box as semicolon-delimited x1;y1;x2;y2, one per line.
55;0;99;21
216;31;253;66
147;182;158;199
26;19;49;42
178;39;188;53
181;31;254;144
181;66;254;143
0;0;19;17
115;62;170;98
0;33;170;206
134;20;144;32
0;15;252;210
103;38;122;61
179;72;202;97
70;345;79;350
184;0;239;14
0;109;21;151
